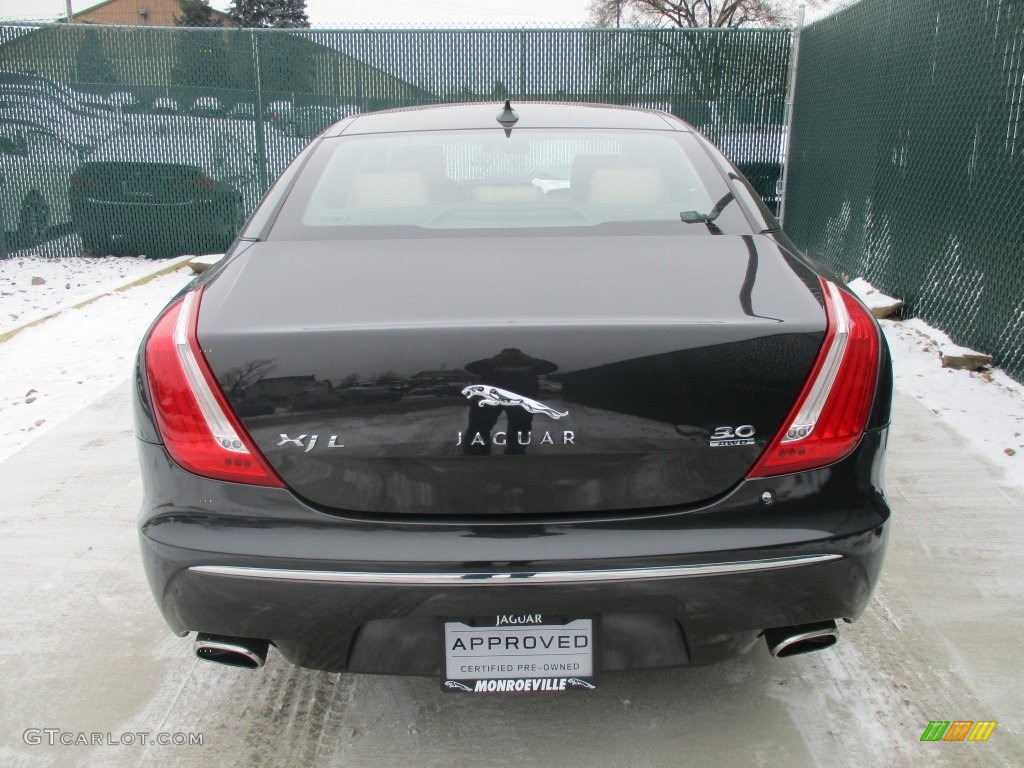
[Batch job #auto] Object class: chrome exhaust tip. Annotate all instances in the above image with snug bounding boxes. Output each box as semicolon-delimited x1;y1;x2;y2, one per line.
765;620;838;658
193;633;269;668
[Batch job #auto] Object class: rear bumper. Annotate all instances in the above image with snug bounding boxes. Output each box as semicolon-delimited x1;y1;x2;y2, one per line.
137;427;890;673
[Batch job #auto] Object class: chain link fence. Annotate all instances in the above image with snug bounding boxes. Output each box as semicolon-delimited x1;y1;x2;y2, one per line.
4;7;1023;381
784;0;1024;380
0;23;790;257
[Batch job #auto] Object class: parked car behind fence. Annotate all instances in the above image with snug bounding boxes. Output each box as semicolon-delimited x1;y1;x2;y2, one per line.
190;96;225;117
151;97;178;115
70;122;256;256
0;120;78;248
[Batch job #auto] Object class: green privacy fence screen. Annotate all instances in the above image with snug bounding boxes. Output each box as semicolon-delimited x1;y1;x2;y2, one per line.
0;23;790;257
784;0;1024;381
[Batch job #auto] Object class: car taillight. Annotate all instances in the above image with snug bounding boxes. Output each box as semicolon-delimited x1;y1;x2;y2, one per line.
144;288;284;487
747;278;880;478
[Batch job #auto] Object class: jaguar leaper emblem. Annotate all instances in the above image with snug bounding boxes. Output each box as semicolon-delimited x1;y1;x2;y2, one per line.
566;678;597;690
461;385;568;420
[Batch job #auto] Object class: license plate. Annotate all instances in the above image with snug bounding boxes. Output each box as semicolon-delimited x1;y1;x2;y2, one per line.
442;616;596;692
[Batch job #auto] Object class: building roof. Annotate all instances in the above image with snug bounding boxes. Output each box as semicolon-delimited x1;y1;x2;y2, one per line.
66;0;237;27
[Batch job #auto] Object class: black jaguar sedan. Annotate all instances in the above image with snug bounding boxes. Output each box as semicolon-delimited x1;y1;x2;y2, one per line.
134;102;891;691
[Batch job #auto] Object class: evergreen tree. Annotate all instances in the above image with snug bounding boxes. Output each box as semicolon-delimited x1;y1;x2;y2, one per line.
268;0;310;28
175;0;222;27
228;0;272;28
229;0;309;28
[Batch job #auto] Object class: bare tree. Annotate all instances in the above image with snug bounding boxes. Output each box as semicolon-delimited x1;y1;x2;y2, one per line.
588;0;846;28
222;359;277;398
591;0;631;27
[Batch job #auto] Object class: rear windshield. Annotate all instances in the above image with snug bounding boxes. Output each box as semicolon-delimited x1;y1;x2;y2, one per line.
269;129;753;238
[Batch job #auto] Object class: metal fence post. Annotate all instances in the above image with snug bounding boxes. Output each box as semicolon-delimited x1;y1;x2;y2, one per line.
251;30;269;191
776;3;805;227
518;30;527;98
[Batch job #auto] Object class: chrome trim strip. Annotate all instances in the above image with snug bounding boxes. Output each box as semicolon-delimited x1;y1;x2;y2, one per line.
190;554;841;586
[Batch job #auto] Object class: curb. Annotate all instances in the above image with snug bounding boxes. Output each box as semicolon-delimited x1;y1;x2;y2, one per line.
0;255;196;344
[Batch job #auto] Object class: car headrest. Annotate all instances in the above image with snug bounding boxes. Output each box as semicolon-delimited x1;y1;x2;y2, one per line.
391;144;448;178
587;167;665;204
347;172;430;208
569;154;626;201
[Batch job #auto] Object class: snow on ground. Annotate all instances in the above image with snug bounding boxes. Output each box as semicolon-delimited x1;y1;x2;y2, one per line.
0;263;194;463
881;317;1024;486
0;248;188;335
847;277;903;317
848;280;1024;489
0;264;1021;488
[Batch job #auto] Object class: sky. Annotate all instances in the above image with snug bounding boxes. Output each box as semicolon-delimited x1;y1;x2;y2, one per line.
0;0;591;26
0;0;838;27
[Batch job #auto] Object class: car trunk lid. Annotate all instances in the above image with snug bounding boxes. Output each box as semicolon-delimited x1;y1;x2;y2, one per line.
197;233;825;516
